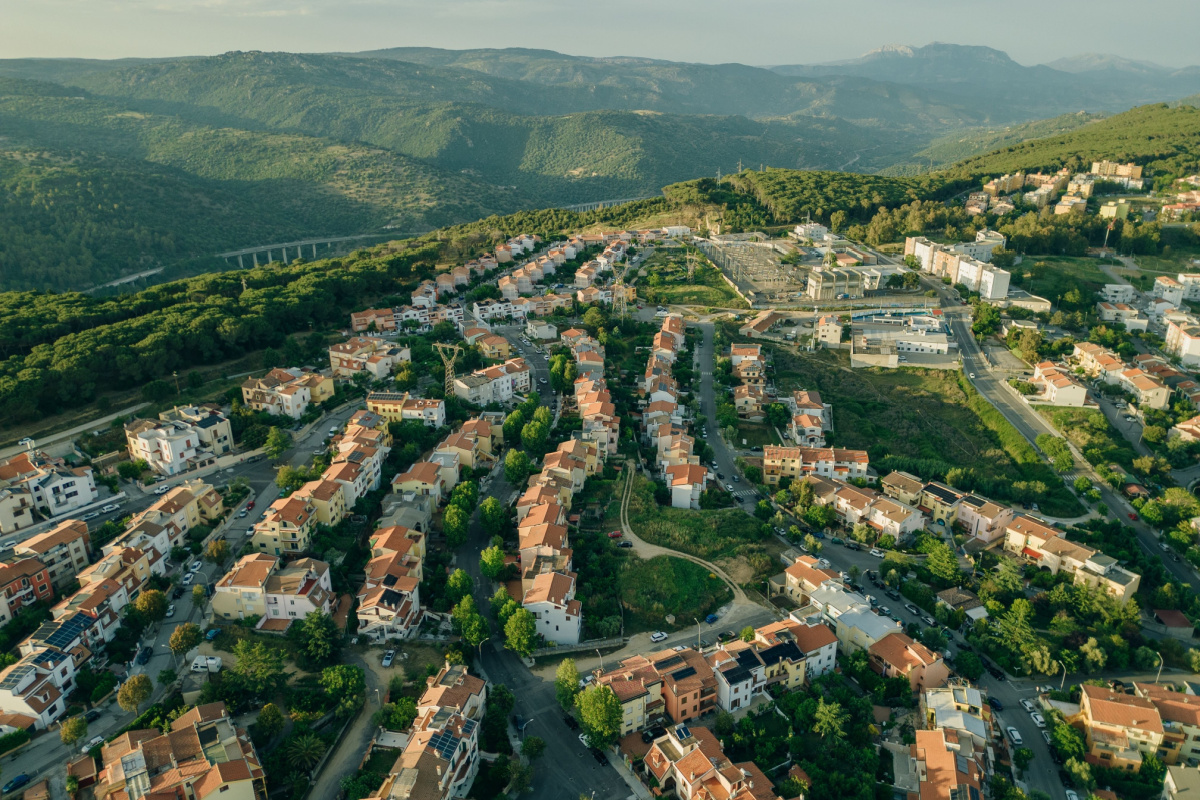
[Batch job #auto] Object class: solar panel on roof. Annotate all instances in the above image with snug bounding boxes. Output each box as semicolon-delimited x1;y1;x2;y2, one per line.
427;729;460;761
675;724;691;740
0;664;35;690
670;666;696;681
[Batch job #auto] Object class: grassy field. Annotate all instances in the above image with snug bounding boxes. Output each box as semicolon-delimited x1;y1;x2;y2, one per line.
1036;407;1139;473
735;422;783;448
1017;255;1109;302
625;474;767;560
771;348;1083;516
637;249;747;308
619;556;734;630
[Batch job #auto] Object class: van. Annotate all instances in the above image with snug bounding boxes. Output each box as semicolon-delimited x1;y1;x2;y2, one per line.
191;656;223;673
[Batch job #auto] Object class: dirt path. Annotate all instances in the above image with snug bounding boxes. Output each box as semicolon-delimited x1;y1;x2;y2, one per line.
618;463;750;605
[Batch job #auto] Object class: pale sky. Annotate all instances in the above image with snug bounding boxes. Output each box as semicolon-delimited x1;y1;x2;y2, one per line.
1;0;1195;68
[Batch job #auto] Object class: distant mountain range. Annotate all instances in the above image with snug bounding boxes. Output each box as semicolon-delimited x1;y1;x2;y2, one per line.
0;42;1198;291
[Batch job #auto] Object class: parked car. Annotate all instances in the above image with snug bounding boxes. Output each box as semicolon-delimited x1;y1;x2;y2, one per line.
617;541;633;548
154;486;170;495
718;630;736;642
986;697;1003;711
878;606;891;616
607;530;623;539
1031;712;1046;728
1066;792;1080;800
590;747;609;766
136;647;153;665
650;631;668;643
1020;699;1035;712
563;715;579;730
206;628;221;641
165;604;176;618
1129;513;1139;521
1041;730;1052;745
82;511;101;521
1006;727;1023;746
172;586;185;599
705;613;718;624
189;560;203;572
182;572;195;586
100;504;120;513
886;589;901;600
81;735;104;753
869;548;885;557
237;510;248;518
3;775;30;794
904;604;921;616
382;650;396;667
85;709;102;722
725;484;734;492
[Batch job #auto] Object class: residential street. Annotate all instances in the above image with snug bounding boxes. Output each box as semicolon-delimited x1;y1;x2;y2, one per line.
694;321;760;510
457;461;632;800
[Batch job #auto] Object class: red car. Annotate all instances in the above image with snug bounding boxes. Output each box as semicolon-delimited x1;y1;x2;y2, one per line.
1128;513;1138;521
246;501;255;510
608;530;623;539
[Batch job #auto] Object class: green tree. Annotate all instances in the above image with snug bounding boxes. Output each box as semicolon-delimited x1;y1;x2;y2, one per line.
995;598;1036;654
1013;747;1034;774
522;735;546;761
582;307;606;328
452;595;489;649
575;685;622;749
925;541;961;585
257;703;285;740
521;420;549;454
192;584;206;607
135;589;167;622
60;715;88;746
480;496;508;538
830;210;847;234
812;698;848;739
450;481;479;512
504;449;531;484
555;658;581;711
264;427;293;460
170;622;201;656
443;505;470;549
446;569;474;605
157;668;177;686
504;609;538;658
286;733;326;771
740;626;756;642
232;639;285;696
320;665;367;717
955;651;984;681
117;673;152;713
142;379;174;403
993;559;1024;595
373;698;417;731
503;412;525;445
480;545;507;580
298;611;341;666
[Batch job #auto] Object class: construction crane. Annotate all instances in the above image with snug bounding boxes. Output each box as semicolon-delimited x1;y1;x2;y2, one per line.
434;342;463;395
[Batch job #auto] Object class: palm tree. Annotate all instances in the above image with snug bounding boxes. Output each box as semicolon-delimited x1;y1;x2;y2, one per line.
812;698;848;740
286;734;326;772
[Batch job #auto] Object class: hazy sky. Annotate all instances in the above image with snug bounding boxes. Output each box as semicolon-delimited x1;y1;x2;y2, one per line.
2;0;1195;67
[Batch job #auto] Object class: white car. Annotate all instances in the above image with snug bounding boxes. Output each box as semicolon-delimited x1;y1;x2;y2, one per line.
650;631;668;643
969;373;976;379
869;548;885;558
82;511;101;521
81;735;104;753
182;572;195;586
1066;792;1080;800
1006;727;1023;745
101;504;120;513
1041;730;1052;745
154;486;170;495
189;561;203;573
1020;699;1035;712
1031;712;1045;728
726;484;734;492
166;604;176;618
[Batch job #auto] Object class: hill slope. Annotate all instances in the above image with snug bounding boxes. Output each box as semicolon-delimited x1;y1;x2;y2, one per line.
945;102;1200;183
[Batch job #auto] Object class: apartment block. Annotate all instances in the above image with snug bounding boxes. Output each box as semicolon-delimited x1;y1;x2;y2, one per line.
0;451;98;532
763;445;869;484
213;553;334;629
366;392;446;427
328;336;411;379
644;725;782;800
1004;515;1140;602
241;367;333;419
251;496;318;557
14;519;90;590
868;631;949;692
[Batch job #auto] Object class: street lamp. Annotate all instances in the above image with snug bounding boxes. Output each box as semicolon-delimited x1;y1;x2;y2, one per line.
1155;651;1164;684
693;618;701;650
595;648;604;673
478;636;491;657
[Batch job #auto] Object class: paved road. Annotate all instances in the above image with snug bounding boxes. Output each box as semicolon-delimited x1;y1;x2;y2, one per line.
694;321;759;512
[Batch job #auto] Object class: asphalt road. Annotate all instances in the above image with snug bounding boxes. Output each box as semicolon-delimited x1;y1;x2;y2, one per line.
694;321;759;511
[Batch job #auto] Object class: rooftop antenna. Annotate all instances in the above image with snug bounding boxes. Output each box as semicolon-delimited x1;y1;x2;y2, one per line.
434;342;463;395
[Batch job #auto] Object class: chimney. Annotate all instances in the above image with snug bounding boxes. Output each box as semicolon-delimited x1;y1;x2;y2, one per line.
436;765;442;777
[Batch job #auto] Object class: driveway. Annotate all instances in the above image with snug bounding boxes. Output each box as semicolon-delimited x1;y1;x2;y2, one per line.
306;651;382;800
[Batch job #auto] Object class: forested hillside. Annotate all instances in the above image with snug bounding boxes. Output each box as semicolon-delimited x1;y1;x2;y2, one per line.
946;103;1200;187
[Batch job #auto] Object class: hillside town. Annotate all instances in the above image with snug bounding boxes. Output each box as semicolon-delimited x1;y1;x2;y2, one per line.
4;150;1200;800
